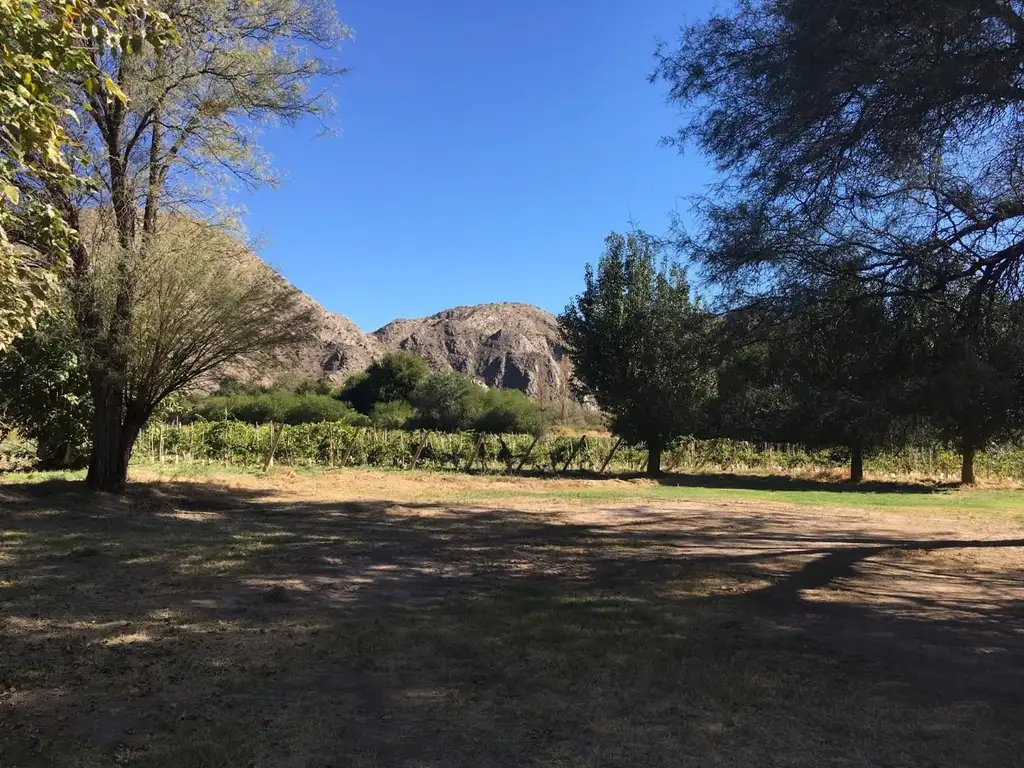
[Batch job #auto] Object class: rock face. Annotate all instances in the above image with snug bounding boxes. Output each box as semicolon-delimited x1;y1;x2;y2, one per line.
372;303;572;402
285;299;572;402
254;291;388;384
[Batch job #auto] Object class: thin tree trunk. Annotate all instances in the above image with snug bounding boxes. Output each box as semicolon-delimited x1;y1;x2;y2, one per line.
849;444;864;483
961;442;977;486
646;440;663;478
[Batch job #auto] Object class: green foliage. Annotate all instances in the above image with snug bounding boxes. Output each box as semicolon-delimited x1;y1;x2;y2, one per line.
339;352;431;414
560;231;716;475
409;373;480;432
653;0;1024;482
897;295;1024;482
471;388;549;437
0;312;91;468
370;400;416;429
0;0;172;351
713;282;910;480
190;392;364;427
653;0;1024;303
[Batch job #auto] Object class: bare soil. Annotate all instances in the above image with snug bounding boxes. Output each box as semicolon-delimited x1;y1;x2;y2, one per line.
1;468;1022;767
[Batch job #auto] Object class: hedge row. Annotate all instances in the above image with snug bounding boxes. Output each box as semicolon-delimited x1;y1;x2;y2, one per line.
134;421;1024;480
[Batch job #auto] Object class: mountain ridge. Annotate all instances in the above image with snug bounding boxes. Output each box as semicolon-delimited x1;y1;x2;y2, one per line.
286;296;573;403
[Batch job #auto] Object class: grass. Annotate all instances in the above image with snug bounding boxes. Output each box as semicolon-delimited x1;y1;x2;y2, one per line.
471;481;1024;514
124;459;1024;518
1;469;1023;766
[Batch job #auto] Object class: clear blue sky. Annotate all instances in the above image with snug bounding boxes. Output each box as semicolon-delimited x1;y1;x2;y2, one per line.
237;1;718;331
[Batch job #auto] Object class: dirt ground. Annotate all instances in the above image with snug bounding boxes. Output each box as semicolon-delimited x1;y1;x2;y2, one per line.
1;468;1023;767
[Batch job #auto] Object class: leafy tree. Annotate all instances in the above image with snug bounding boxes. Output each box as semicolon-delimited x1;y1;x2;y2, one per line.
0;311;91;468
294;378;335;396
409;373;481;433
653;0;1024;306
0;0;171;350
472;388;549;437
899;293;1024;484
191;391;361;426
370;400;416;429
720;285;907;482
653;0;1024;482
19;0;350;491
560;232;716;476
340;351;430;414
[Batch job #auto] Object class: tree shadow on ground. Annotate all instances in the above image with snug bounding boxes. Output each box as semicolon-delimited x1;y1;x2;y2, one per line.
0;478;1022;767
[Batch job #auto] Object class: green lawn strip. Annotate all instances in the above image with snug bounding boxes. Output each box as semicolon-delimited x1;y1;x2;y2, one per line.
452;483;1024;517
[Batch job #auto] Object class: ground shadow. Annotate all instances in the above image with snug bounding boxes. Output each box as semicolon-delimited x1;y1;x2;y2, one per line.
1;477;1022;767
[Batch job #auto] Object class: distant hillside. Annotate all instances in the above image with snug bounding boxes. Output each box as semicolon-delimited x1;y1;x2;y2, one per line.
373;303;573;402
278;295;573;402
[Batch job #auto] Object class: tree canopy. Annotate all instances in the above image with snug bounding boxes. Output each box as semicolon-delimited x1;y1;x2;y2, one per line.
340;351;431;414
654;0;1024;307
13;0;350;490
560;231;715;476
653;0;1024;482
0;0;171;351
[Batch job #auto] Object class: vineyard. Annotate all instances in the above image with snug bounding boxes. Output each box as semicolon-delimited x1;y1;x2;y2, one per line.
134;421;1024;481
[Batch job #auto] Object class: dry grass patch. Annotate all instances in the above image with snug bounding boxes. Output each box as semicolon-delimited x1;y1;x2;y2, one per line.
0;470;1022;766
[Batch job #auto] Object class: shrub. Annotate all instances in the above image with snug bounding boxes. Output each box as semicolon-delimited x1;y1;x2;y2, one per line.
409;373;480;432
471;388;549;436
370;400;416;428
191;392;363;426
339;351;430;413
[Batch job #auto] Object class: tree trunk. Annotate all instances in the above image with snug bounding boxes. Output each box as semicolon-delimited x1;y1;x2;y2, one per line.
84;381;150;492
646;441;663;478
85;380;129;491
849;444;864;483
961;442;977;486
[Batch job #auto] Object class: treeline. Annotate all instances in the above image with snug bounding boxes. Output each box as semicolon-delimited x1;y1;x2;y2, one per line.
171;352;557;436
552;0;1024;487
560;234;1024;484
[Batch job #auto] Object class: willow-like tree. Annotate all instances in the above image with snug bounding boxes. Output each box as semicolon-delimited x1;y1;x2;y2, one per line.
22;0;349;490
560;232;715;477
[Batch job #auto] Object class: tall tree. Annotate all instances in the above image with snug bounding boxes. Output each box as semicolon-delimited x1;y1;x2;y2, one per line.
0;310;92;468
653;0;1024;306
1;217;317;468
0;0;170;350
717;285;906;482
898;292;1024;484
653;0;1024;482
21;0;349;491
560;232;715;477
340;351;431;414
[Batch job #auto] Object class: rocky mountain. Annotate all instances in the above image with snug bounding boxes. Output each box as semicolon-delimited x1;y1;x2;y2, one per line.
373;303;572;402
285;299;572;402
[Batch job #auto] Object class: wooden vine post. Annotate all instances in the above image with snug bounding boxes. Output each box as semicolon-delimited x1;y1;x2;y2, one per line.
465;433;486;472
599;436;623;474
263;423;285;471
410;431;430;469
340;428;362;467
515;434;542;474
560;436;588;473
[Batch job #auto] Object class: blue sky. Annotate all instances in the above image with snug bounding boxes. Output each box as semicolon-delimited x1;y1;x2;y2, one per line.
237;1;718;331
